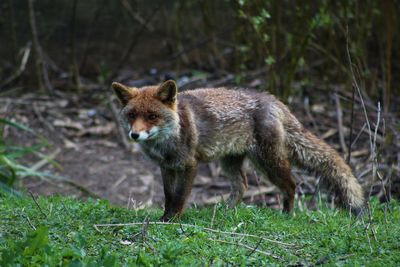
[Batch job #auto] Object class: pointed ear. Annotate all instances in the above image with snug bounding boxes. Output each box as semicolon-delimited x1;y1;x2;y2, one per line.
112;82;137;106
156;80;177;103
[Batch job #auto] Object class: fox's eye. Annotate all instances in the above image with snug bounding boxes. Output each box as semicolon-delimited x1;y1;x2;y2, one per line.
148;113;158;120
127;112;136;119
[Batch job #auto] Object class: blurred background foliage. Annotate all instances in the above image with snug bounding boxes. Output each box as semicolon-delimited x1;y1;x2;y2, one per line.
0;0;398;109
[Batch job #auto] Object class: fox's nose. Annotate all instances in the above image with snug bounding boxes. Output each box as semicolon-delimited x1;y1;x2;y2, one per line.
129;131;140;140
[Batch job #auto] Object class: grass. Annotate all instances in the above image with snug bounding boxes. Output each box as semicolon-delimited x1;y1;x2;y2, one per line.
0;196;399;266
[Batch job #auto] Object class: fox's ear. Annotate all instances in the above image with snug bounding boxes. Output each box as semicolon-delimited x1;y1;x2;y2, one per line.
156;80;177;103
112;82;137;106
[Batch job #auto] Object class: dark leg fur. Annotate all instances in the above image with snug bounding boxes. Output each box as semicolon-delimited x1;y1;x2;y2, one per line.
249;150;296;213
160;164;197;221
268;159;296;212
220;155;247;207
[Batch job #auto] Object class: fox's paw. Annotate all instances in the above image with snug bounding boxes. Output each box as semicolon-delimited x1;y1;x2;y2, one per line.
227;193;242;208
350;206;365;218
159;215;171;222
159;212;180;222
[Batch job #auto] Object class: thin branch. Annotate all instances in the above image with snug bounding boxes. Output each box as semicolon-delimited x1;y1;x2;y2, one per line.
345;26;373;154
22;213;36;230
108;6;161;83
93;221;297;247
29;191;47;218
347;85;355;164
210;203;218;228
209;238;282;260
28;0;53;93
334;92;348;154
69;0;81;89
7;0;18;60
79;0;107;72
247;237;264;257
371;102;388;202
0;43;31;89
30;148;61;172
120;0;154;31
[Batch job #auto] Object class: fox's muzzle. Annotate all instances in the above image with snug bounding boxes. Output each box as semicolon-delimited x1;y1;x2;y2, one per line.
129;131;140;140
128;127;159;142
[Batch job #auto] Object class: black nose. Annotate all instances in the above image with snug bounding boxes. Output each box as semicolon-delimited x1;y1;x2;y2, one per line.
129;132;139;140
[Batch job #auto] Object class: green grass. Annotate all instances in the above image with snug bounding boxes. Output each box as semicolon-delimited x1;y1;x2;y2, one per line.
0;196;399;266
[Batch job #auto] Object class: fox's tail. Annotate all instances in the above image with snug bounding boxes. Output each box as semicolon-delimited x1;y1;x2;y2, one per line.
285;122;365;213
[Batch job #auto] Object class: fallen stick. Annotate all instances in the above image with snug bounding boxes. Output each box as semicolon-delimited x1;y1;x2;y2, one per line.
93;221;297;247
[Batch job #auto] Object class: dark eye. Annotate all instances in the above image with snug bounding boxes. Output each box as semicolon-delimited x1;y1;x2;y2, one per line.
148;113;158;120
127;112;136;119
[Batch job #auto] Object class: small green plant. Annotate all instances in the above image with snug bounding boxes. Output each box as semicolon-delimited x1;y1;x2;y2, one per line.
0;118;38;195
0;118;62;196
0;118;99;198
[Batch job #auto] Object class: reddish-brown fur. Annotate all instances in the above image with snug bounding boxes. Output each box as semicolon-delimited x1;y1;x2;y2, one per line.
112;80;365;221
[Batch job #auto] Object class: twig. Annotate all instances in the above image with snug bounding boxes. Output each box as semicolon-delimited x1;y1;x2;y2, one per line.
79;0;107;72
22;213;36;230
139;217;157;253
30;148;61;172
111;174;127;191
371;102;388;202
32;102;56;133
366;203;378;242
69;0;81;89
28;0;53;93
209;238;282;260
345;26;373;154
334;92;348;154
38;175;100;199
370;102;381;186
351;123;366;148
58;178;100;199
7;0;18;60
203;185;276;205
210;203;217;228
347;85;356;164
247;237;264;257
363;203;376;253
108;6;160;82
126;191;133;209
120;0;154;31
93;221;297;247
303;96;319;132
179;221;186;235
29;191;47;218
141;216;150;242
0;43;31;89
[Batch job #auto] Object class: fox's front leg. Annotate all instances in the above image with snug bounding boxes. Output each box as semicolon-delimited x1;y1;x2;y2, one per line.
160;164;197;221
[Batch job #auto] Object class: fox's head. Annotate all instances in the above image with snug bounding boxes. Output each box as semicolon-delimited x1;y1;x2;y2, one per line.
112;80;179;142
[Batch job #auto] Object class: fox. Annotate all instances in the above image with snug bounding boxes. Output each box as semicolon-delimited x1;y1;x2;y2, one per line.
112;80;365;221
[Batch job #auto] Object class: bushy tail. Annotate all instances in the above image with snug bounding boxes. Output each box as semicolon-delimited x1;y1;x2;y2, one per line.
285;125;365;213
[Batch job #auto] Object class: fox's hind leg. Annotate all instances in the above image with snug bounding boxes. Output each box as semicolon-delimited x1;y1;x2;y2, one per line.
220;155;247;207
250;113;296;212
249;150;296;213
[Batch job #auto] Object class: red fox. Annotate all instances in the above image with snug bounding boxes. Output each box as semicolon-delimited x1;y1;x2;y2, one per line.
112;80;365;221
